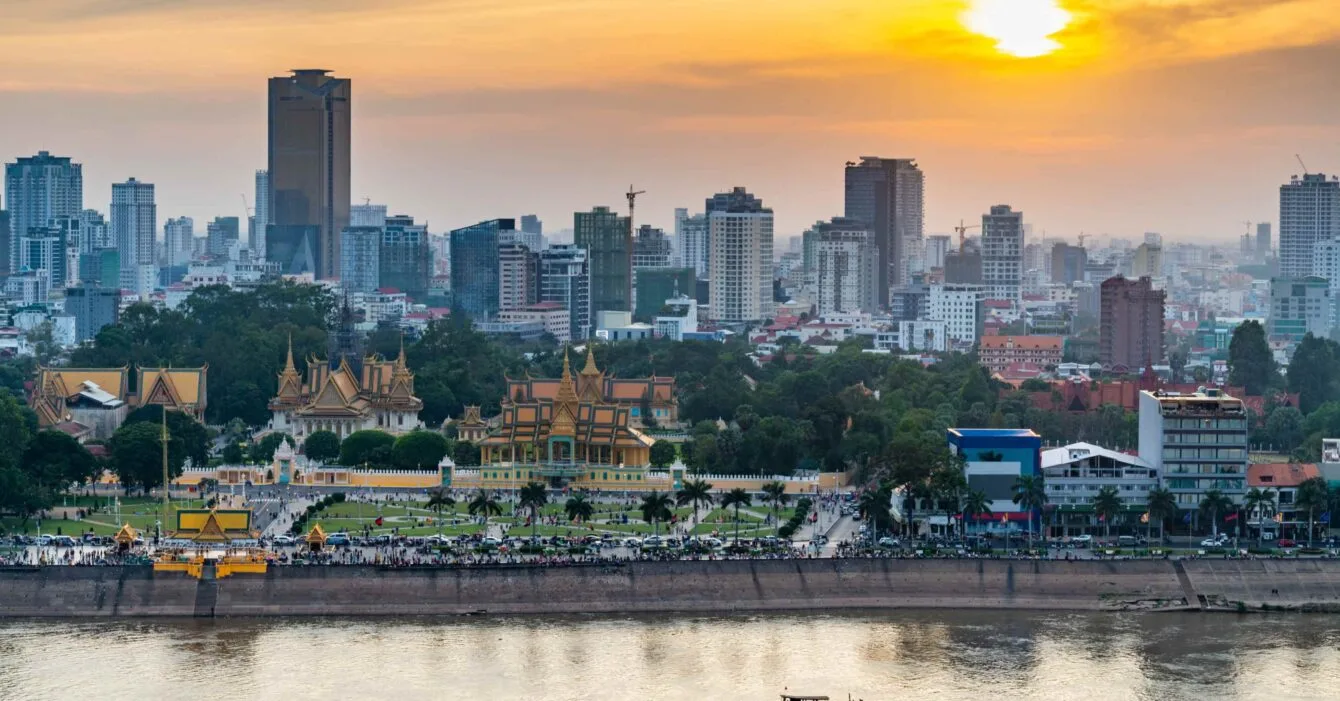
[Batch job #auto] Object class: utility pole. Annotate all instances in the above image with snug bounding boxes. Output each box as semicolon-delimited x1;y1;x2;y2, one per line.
159;408;170;542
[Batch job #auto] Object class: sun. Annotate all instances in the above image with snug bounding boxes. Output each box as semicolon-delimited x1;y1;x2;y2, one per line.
962;0;1073;58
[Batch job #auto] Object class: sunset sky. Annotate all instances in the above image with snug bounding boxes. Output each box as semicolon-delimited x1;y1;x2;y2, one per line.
3;0;1339;243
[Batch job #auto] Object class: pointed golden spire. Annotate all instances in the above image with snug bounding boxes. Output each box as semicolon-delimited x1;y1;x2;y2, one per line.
395;333;408;371
285;333;296;372
556;347;578;404
581;344;600;375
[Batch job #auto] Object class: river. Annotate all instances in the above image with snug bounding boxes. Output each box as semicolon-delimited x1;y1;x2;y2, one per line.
1;612;1337;700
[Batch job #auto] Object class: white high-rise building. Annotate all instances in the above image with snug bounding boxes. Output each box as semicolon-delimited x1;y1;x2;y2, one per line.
350;203;389;229
1280;173;1340;278
111;178;156;294
981;204;1023;302
925;235;951;270
165;217;194;270
927;283;985;346
708;189;774;324
538;244;591;340
253;170;270;257
498;242;538;311
675;208;709;278
811;217;877;315
4;152;83;273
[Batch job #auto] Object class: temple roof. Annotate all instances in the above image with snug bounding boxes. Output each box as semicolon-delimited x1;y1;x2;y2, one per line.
137;367;207;410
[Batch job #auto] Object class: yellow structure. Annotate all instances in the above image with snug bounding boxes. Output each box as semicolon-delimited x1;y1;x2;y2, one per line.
454;405;489;443
305;523;328;551
29;365;207;439
114;523;139;551
269;333;424;439
153;551;268;579
135;367;208;419
504;345;677;425
174;509;255;542
474;349;657;489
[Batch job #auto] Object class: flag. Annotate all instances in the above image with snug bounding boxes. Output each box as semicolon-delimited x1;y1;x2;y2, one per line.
1001;513;1008;524
1276;513;1284;523
1225;512;1238;522
1182;512;1193;524
374;516;384;526
1321;511;1332;524
1140;513;1149;524
1097;514;1105;522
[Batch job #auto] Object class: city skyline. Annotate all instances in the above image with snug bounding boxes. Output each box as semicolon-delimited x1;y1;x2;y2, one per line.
2;1;1338;242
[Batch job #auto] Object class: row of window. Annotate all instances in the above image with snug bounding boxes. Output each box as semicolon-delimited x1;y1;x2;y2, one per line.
483;471;647;482
1164;418;1247;430
1162;447;1246;459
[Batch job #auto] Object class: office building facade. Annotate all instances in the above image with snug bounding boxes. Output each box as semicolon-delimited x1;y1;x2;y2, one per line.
575;206;631;316
1138;390;1248;510
4;152;82;274
450;218;512;320
1099;275;1166;369
206;216;241;258
981;204;1023;302
111;178;156;294
928;283;985;346
66;284;120;343
674;208;710;279
844;156;924;305
1051;243;1087;285
267;69;351;279
380;215;431;301
707;188;774;324
1268;276;1332;343
340;226;381;294
538;244;591;340
498;242;539;311
811;217;877;315
165;216;194;270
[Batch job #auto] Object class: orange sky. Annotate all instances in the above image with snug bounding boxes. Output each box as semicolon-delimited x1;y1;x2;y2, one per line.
3;0;1339;243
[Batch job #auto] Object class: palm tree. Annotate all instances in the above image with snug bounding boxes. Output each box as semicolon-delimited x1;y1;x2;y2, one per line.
859;485;894;543
761;481;789;530
961;489;991;534
467;488;503;535
1296;477;1329;548
640;490;674;536
1198;489;1232;538
1243;487;1277;548
675;478;715;529
1011;474;1047;550
1146;487;1177;544
518;482;549;539
425;487;456;540
564;492;594;524
903;482;932;540
720;488;753;544
1092;486;1122;542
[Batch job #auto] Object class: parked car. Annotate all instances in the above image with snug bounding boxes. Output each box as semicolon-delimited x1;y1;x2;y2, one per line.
623;537;642;548
272;534;296;546
877;537;901;548
1200;535;1229;547
326;532;352;546
1277;538;1297;548
643;535;664;548
480;537;501;548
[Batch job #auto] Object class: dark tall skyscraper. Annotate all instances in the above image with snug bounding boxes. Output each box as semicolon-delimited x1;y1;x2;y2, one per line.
575;206;631;316
520;214;543;236
380;214;431;301
451;218;514;321
1100;276;1166;369
267;69;351;279
67;284;120;343
844;157;924;307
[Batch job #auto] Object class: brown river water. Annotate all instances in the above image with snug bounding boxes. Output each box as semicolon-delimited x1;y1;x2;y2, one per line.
1;611;1338;700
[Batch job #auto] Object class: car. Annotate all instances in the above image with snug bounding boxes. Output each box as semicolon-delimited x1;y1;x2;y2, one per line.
1199;536;1228;547
272;534;296;545
643;535;664;548
877;536;901;548
1072;534;1093;544
326;533;352;546
1277;538;1297;548
623;537;642;548
481;537;501;548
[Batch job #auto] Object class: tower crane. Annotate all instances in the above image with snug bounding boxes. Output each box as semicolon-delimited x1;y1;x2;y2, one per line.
1297;154;1309;174
626;185;646;306
1077;232;1089;248
953;219;979;252
240;194;253;217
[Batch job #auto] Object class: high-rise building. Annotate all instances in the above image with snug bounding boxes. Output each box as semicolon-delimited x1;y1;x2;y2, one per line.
1050;243;1087;285
843;157;924;305
1256;222;1272;262
707;188;774;324
944;244;983;284
1100;276;1166;369
111;178;156;294
574;206;631;316
632;225;672;270
1268;276;1332;344
0;210;9;275
206;216;241;258
538;244;591;340
634;267;694;322
1279;172;1340;278
340;226;381;294
4;152;82;273
1139;389;1248;509
350;203;388;229
19;227;67;289
981;204;1023;302
380;215;431;302
500;228;543;255
252;170;270;257
450;218;513;320
927;283;985;346
810;217;877;315
925;235;951;270
520;214;543;236
267;69;351;279
1130;242;1162;279
165;217;194;269
66;284;120;343
674;208;709;278
498;243;539;312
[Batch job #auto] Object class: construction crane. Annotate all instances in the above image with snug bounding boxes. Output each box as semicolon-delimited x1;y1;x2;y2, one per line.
1077;232;1089;248
1297;154;1309;174
626;185;646;306
240;194;253;217
626;185;646;228
953;219;979;252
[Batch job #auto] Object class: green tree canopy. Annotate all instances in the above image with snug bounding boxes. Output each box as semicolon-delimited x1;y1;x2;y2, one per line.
391;431;451;470
649;440;677;468
22;430;99;489
340;430;396;467
110;422;186;493
1228;320;1279;396
253;432;294;464
304;430;341;464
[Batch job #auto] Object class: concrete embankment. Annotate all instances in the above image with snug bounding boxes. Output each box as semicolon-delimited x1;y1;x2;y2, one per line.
3;559;1339;618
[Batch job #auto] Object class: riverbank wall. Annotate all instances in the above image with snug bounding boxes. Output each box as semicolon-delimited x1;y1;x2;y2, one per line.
4;559;1340;618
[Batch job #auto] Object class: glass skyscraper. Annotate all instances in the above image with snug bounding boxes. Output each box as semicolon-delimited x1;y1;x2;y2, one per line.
450;218;513;321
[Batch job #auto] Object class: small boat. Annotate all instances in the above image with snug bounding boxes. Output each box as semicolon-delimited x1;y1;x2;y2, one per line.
780;695;830;701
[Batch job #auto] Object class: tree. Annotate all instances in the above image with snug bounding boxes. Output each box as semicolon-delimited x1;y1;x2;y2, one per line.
640;490;674;536
565;493;594;524
720;487;752;543
123;405;210;468
1011;474;1047;550
961;489;991;531
1093;485;1123;541
1286;334;1340;414
649;440;677;468
1198;489;1232;538
1296;476;1329;547
253;432;294;464
391;431;450;470
303;430;341;464
675;478;715;527
110;422;185;494
1264;406;1305;452
467;489;503;524
1146;487;1177;543
1243;487;1277;548
1227;320;1279;396
858;486;894;542
222;441;246;465
0;465;50;529
425;487;456;539
340;430;396;467
518;481;549;538
761;480;789;528
21;430;98;489
453;440;481;467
